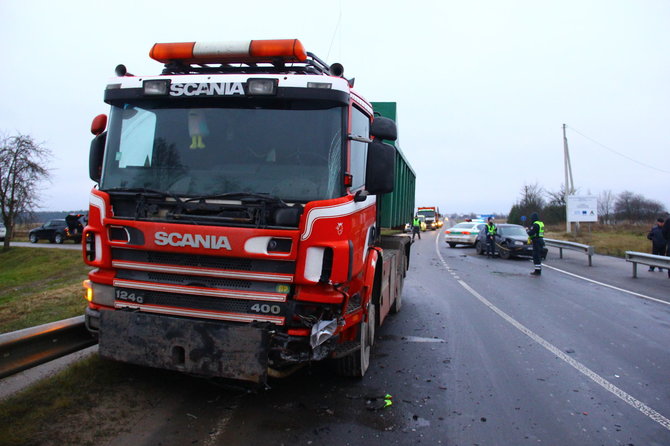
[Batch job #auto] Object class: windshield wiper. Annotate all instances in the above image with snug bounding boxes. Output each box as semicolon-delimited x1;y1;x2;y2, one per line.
184;192;287;206
103;187;183;201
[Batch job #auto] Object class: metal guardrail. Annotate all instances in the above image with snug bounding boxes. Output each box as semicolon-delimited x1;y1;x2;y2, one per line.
0;315;97;379
625;251;670;278
544;238;595;266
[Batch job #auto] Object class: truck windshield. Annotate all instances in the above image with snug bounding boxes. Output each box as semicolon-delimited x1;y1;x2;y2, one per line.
100;103;344;202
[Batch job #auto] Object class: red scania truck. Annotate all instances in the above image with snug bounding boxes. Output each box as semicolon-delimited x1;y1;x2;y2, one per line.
83;39;415;385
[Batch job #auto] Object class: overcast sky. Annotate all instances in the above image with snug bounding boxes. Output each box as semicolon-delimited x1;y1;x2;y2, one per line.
1;0;668;216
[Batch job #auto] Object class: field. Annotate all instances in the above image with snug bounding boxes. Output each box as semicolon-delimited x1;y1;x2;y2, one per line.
0;247;91;333
545;223;652;258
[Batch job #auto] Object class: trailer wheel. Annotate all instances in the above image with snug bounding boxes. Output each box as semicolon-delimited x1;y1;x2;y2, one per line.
391;255;405;314
391;282;402;313
336;303;375;377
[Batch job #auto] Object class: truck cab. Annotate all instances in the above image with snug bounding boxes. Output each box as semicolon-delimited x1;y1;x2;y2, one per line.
83;39;412;384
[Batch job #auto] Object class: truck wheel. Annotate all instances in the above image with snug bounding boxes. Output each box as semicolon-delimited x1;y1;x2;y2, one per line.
391;277;403;314
475;241;484;255
391;290;402;313
337;303;375;377
391;255;406;314
29;234;38;243
54;233;64;244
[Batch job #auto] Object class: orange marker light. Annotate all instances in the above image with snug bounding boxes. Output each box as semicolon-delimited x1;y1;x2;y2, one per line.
249;39;306;61
149;42;196;63
149;39;306;64
83;280;93;302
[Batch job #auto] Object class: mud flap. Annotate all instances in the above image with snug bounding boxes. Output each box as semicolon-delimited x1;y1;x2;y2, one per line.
98;311;270;384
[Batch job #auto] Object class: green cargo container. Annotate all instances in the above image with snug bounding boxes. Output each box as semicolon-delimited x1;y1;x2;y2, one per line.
371;102;416;229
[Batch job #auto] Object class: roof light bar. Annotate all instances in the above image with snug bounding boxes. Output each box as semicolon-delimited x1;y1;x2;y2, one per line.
149;39;307;64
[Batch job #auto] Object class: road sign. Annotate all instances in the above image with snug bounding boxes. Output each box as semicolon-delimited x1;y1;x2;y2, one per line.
567;195;598;222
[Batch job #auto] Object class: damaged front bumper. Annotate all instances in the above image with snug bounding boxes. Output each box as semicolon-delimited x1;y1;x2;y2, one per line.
97;310;271;384
88;309;347;384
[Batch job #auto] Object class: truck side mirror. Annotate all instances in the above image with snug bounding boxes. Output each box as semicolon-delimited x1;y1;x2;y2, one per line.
370;117;397;142
365;140;395;195
91;114;108;136
89;132;106;183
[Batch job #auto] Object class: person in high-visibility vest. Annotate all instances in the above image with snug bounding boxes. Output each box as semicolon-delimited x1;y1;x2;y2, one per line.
412;215;422;241
527;212;545;275
485;217;497;257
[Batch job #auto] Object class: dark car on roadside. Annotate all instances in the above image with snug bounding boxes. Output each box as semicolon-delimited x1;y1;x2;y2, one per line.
475;223;547;260
29;214;85;244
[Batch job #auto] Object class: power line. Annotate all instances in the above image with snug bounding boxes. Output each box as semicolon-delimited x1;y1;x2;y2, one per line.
566;125;670;174
326;2;343;61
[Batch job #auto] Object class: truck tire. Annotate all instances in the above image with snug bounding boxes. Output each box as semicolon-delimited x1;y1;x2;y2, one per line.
391;283;402;313
391;254;405;314
336;303;375;377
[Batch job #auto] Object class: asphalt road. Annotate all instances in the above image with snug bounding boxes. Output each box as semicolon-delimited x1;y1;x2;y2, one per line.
9;241;82;250
95;229;670;446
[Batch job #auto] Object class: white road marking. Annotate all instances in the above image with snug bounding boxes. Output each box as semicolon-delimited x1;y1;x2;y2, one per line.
403;336;446;343
434;233;670;431
542;263;670;306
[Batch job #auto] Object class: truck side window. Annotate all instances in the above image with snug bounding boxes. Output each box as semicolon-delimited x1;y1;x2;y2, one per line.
349;107;369;190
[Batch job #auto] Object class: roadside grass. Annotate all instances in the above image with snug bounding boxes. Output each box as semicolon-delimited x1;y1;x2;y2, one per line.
545;223;650;258
0;356;176;446
0;248;92;333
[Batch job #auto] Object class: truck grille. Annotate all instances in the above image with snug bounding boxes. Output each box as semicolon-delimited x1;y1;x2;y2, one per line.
111;248;295;282
111;248;295;325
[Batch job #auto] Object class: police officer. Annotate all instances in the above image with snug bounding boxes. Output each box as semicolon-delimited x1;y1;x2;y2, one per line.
527;212;545;275
412;215;421;241
485;217;497;257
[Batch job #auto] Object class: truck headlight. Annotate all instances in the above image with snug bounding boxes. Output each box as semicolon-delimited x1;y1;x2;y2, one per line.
248;78;277;95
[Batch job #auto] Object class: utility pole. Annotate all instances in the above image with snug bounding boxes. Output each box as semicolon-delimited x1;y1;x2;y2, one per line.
563;124;575;232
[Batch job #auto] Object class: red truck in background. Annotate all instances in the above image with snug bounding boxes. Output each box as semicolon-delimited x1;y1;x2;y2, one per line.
82;39;416;385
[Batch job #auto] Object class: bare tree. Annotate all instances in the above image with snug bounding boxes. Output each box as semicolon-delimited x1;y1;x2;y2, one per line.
507;183;546;225
0;133;51;250
598;190;614;224
546;184;568;206
520;183;546;211
614;190;666;223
